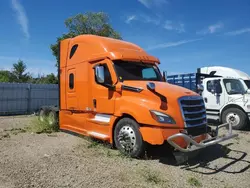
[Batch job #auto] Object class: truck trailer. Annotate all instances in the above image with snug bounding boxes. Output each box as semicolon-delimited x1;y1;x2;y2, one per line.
38;35;237;158
167;67;250;130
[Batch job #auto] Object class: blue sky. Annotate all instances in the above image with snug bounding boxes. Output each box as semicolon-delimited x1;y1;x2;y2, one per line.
0;0;250;77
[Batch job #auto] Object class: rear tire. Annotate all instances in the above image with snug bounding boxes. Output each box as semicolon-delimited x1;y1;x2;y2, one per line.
48;110;59;130
38;109;46;122
222;108;247;130
114;118;145;158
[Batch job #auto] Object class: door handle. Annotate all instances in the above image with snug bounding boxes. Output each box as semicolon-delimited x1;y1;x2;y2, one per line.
204;97;208;103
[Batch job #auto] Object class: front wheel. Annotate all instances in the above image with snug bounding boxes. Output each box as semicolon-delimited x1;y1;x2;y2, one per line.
114;118;145;158
222;108;248;130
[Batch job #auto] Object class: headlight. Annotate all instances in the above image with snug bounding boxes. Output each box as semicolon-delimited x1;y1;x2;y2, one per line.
150;110;176;124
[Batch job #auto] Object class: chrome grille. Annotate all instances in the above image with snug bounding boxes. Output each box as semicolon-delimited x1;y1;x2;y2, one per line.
179;96;207;128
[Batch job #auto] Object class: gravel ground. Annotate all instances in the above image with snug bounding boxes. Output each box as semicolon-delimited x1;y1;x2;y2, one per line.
0;115;250;188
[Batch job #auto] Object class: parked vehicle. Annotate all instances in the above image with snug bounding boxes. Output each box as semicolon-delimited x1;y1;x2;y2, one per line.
167;67;250;130
38;35;237;158
200;66;250;90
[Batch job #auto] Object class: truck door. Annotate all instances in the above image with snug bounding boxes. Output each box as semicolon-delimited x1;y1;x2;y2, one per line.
202;78;225;119
91;60;116;114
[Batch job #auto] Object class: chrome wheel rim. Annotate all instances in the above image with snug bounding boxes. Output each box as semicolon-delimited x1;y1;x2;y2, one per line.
118;125;136;153
226;112;240;126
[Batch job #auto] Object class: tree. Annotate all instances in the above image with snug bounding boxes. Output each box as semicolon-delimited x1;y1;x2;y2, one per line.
50;12;122;67
44;73;58;84
12;60;31;83
31;73;58;84
0;70;14;83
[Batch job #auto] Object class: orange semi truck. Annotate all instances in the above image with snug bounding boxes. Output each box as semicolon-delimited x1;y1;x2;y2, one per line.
39;34;238;158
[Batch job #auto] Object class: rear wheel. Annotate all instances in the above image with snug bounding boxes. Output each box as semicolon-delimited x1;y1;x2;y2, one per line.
114;118;145;158
222;108;247;130
47;110;59;129
38;109;46;122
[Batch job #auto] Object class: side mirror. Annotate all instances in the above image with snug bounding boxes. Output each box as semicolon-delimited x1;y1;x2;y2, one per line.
147;82;156;91
95;66;105;84
247;89;250;94
197;84;204;92
163;71;167;82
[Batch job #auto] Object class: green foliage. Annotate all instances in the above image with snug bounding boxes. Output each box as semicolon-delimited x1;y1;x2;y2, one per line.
0;60;57;84
0;70;14;82
50;12;122;67
32;73;58;84
11;60;32;83
27;117;59;134
141;168;166;185
187;177;202;187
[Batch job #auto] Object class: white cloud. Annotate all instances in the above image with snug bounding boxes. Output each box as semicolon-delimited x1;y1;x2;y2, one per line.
124;15;185;34
138;0;168;9
146;38;202;51
197;22;224;35
125;15;137;24
11;0;30;39
164;20;185;33
225;28;250;36
140;14;160;25
125;14;160;25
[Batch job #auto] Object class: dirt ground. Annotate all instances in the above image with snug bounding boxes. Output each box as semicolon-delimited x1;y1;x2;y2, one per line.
0;115;250;188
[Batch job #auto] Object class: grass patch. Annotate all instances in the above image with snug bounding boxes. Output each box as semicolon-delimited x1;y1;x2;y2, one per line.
87;140;101;148
234;136;240;141
8;128;27;135
85;137;134;159
187;177;202;187
26;117;59;134
0;132;10;140
141;168;166;185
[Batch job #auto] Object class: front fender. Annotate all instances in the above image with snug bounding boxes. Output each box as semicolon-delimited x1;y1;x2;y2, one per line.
219;103;248;121
114;96;158;125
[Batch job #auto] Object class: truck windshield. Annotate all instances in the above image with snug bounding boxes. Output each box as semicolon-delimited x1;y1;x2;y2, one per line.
223;79;246;95
244;80;250;89
113;60;163;81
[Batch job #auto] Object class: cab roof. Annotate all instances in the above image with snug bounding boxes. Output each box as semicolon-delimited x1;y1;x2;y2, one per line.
200;66;250;80
64;34;160;64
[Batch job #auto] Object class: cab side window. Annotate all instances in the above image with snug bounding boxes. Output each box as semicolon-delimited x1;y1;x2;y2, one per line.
207;80;222;94
69;73;74;89
207;81;213;92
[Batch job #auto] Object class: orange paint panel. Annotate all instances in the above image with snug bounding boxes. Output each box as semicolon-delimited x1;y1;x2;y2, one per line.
139;127;165;145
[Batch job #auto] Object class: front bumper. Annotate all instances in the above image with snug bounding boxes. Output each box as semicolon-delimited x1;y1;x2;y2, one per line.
167;122;238;152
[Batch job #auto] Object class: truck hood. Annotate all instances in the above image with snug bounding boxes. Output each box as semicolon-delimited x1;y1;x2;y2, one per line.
122;80;199;101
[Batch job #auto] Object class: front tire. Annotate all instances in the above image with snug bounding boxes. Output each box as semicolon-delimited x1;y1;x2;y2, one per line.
114;118;145;158
222;108;248;130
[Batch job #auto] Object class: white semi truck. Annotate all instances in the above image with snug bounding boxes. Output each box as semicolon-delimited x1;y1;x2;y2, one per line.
167;66;250;130
200;66;250;90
